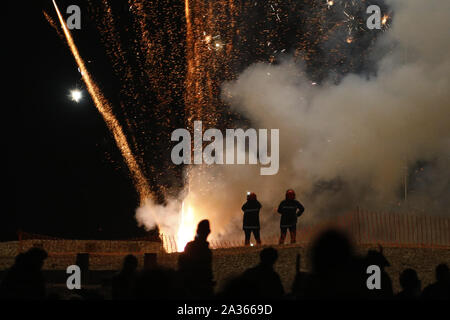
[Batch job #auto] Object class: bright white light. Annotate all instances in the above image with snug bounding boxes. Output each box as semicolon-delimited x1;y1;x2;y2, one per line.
176;202;196;252
213;40;223;50
70;89;82;103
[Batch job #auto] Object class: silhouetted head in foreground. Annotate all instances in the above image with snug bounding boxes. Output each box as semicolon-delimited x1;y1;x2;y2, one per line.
435;263;449;283
0;247;48;299
311;229;353;274
23;247;48;271
260;247;278;268
219;247;284;299
366;248;390;268
396;268;421;299
196;219;211;241
399;269;420;291
305;229;368;299
421;263;450;300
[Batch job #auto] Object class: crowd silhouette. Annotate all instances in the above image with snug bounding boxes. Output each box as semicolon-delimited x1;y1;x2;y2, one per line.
0;220;449;300
0;247;47;299
218;247;284;299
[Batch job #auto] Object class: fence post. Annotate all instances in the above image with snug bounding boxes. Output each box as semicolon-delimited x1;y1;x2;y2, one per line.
423;215;427;247
430;215;434;247
427;215;432;248
414;215;418;245
363;211;368;244
390;213;394;245
419;216;423;248
388;212;393;245
395;213;399;246
407;214;411;246
376;211;382;245
368;211;373;244
444;218;450;245
76;253;90;286
357;209;362;245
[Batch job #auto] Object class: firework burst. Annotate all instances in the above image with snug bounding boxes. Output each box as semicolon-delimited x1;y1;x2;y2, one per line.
48;0;392;247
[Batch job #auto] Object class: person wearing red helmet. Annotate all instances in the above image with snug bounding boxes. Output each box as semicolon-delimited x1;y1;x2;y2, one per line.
241;192;262;246
277;189;305;244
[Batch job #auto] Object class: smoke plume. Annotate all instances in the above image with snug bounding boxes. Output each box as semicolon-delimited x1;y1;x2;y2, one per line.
136;0;450;242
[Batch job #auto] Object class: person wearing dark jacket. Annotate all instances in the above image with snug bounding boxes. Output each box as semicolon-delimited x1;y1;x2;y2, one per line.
395;268;421;300
277;189;305;244
241;192;262;246
112;254;138;300
217;247;284;299
0;248;48;300
178;220;215;298
421;263;450;300
241;247;284;298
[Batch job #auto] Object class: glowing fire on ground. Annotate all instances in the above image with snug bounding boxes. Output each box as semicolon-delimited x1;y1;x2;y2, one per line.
175;200;198;252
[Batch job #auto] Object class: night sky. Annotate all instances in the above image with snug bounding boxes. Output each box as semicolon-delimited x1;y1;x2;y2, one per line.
5;1;145;241
3;0;390;241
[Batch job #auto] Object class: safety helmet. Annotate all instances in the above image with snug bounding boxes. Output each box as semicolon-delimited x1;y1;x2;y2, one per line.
286;189;296;200
247;192;257;201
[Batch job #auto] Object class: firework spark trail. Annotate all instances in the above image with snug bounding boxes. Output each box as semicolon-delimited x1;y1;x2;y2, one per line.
51;0;154;208
50;0;392;248
95;0;159;187
43;10;64;40
94;0;186;201
167;0;235;250
184;0;193;114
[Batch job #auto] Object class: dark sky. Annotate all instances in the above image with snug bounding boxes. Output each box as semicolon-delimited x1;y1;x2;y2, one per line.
3;0;391;241
4;1;145;241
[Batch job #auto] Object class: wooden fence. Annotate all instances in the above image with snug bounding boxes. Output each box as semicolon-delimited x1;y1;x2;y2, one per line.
161;210;450;252
15;210;450;254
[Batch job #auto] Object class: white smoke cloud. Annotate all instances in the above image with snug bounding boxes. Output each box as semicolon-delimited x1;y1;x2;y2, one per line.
136;0;450;242
136;198;182;234
220;0;450;213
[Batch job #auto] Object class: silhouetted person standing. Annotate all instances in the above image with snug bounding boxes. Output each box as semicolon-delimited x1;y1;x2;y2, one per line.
241;192;262;246
241;247;284;298
396;268;421;300
112;254;138;300
364;246;393;299
218;247;284;299
179;220;215;298
421;263;450;300
0;248;48;299
304;229;364;299
277;189;305;244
